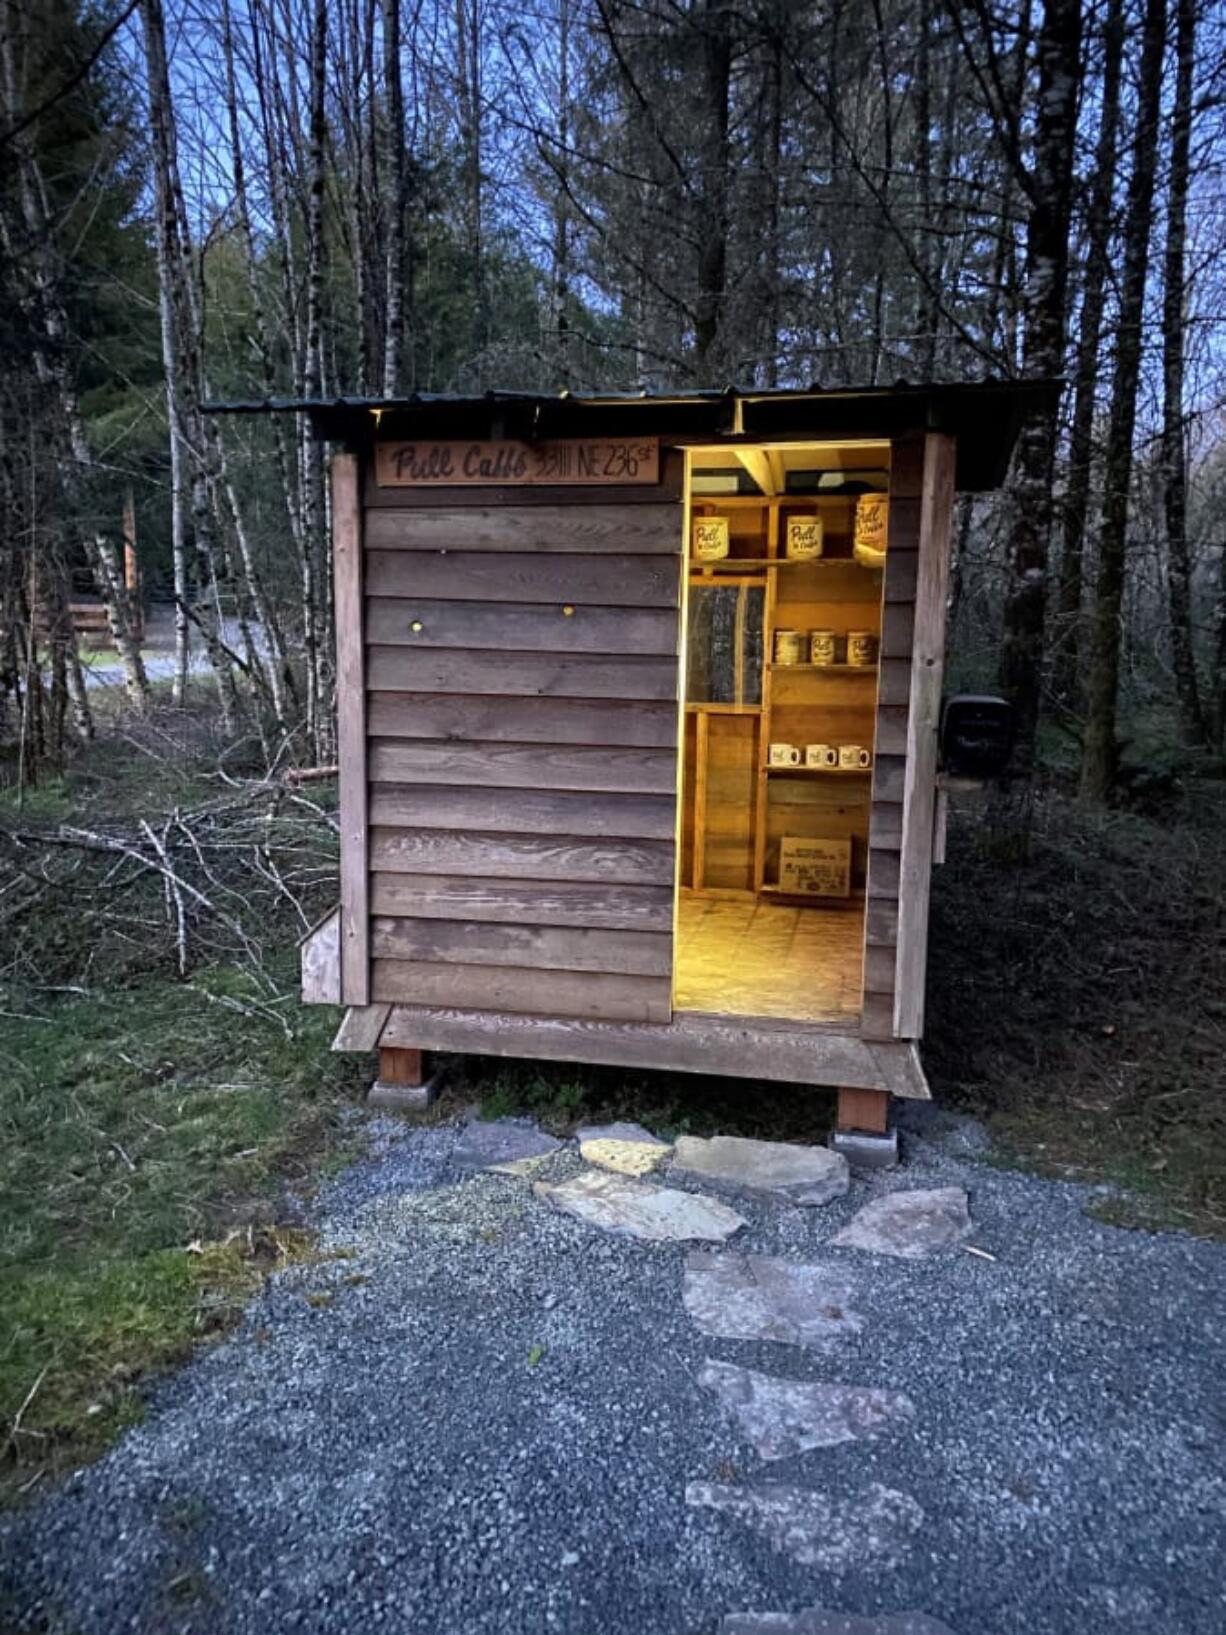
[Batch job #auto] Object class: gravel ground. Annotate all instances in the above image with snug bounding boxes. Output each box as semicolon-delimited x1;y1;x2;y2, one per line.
2;1106;1224;1635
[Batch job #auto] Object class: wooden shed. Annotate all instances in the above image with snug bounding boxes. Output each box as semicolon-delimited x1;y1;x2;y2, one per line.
248;382;1049;1155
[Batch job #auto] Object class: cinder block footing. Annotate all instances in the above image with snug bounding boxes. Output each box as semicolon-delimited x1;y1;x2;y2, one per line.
830;1127;900;1170
367;1074;443;1112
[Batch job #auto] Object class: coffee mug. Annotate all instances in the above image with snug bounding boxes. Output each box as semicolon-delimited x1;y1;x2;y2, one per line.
847;630;878;667
768;742;802;767
809;629;837;667
839;744;872;769
805;743;839;769
773;629;803;666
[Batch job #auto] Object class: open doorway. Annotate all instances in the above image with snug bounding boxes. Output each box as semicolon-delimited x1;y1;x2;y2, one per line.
675;441;890;1023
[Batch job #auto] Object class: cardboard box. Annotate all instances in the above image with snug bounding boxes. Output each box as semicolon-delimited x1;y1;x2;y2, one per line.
778;836;852;898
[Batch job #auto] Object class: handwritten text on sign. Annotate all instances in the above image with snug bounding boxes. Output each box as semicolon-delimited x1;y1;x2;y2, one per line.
375;438;660;487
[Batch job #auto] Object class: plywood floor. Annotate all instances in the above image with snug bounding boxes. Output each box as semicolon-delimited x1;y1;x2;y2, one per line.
674;891;864;1023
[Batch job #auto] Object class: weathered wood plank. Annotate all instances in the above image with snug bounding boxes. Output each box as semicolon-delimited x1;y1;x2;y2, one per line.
369;873;674;932
376;1005;931;1098
876;657;912;708
880;601;915;658
894;432;957;1038
368;783;675;841
859;992;897;1041
870;753;905;803
368;737;676;794
874;705;909;756
366;691;678;748
365;549;679;608
371;826;675;885
365;596;677;656
863;944;897;996
865;897;899;946
364;503;680;554
371;961;672;1023
332;453;369;1005
367;646;678;700
371;916;672;977
300;907;340;1005
331;1003;392;1051
865;847;901;898
882;549;919;603
868;802;903;850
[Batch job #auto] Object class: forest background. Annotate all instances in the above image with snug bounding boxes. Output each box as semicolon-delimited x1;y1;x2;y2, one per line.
2;0;1225;784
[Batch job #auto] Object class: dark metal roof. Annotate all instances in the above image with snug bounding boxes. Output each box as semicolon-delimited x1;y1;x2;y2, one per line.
201;380;1061;491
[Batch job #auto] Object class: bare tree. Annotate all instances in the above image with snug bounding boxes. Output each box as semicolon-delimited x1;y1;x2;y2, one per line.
1081;0;1168;800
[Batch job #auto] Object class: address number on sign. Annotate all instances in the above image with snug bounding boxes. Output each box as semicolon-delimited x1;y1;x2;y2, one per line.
375;438;660;487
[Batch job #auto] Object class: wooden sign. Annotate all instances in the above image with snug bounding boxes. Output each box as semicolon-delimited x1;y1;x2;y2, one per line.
375;437;659;488
779;836;852;898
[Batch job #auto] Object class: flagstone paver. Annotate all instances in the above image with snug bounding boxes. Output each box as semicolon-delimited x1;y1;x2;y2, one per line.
672;1135;850;1207
683;1252;863;1345
576;1121;671;1176
697;1361;916;1461
534;1170;746;1242
450;1119;563;1175
687;1480;924;1570
831;1189;974;1260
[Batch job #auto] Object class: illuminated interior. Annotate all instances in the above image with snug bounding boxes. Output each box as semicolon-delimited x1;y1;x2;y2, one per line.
675;442;890;1023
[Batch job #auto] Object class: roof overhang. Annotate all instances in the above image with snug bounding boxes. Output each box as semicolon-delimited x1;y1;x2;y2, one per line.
202;380;1061;492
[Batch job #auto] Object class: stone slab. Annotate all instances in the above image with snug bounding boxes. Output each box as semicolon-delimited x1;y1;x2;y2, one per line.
576;1121;671;1177
451;1119;562;1175
831;1188;973;1260
534;1170;746;1242
720;1614;957;1635
687;1481;924;1570
683;1253;863;1346
671;1135;849;1206
698;1361;915;1461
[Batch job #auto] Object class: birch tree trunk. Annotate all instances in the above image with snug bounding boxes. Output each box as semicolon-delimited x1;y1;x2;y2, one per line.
1080;0;1168;800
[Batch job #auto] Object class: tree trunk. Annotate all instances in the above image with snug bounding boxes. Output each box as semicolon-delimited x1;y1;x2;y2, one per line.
381;0;407;395
1050;0;1124;710
1080;0;1168;800
1160;0;1205;747
995;0;1083;773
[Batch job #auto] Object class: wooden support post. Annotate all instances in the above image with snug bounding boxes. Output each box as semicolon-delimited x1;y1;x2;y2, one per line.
836;1086;890;1134
369;1044;441;1111
831;1086;897;1170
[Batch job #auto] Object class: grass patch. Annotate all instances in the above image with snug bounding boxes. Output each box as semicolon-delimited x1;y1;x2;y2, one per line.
0;699;359;1504
925;782;1226;1239
0;967;365;1503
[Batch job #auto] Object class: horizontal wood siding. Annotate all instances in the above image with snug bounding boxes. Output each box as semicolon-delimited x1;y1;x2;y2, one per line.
369;874;673;931
366;692;677;747
861;438;923;1040
362;472;682;1023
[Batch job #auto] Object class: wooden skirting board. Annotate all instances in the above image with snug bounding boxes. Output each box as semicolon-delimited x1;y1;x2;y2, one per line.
346;1004;930;1098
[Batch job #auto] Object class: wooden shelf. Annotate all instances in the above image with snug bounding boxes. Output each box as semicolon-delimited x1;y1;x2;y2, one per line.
688;556;864;573
768;662;878;674
686;702;762;715
762;765;873;777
